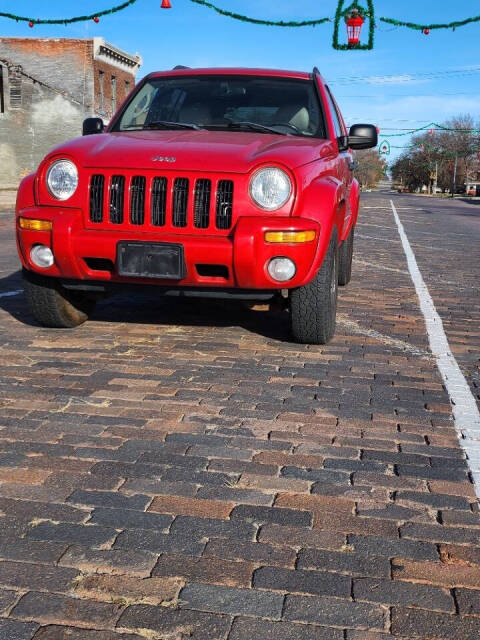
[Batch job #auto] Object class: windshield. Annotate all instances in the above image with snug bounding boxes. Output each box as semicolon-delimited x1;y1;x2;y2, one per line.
112;75;325;138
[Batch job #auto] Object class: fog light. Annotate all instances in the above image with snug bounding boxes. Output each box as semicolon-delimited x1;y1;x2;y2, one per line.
30;244;54;268
267;257;296;282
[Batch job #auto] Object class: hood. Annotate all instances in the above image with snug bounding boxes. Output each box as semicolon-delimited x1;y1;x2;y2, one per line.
47;130;330;173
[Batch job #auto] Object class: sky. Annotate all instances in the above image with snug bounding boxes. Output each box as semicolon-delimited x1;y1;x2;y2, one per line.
1;1;479;162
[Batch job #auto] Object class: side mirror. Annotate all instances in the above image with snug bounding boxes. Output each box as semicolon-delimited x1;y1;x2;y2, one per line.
83;117;104;136
347;124;378;150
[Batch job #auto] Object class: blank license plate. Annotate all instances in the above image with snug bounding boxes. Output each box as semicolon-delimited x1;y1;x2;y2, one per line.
117;242;186;279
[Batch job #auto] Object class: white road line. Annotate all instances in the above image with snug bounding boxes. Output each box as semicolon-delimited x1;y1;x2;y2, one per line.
354;258;409;275
0;290;22;298
390;199;480;495
356;233;401;244
337;314;432;360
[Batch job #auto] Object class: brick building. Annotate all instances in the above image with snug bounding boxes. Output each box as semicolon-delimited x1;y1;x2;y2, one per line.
0;37;142;192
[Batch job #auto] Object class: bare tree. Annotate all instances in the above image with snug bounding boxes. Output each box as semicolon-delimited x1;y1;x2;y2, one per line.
390;115;479;193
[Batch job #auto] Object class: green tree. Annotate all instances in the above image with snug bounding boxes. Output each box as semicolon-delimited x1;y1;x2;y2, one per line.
355;149;385;188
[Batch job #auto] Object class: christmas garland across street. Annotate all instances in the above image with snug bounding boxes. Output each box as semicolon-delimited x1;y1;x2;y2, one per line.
1;1;480;50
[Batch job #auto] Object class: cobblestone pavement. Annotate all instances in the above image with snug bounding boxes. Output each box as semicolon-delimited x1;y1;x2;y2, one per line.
0;192;479;639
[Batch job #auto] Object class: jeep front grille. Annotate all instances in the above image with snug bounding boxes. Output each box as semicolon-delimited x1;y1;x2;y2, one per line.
194;179;211;229
151;177;167;226
90;175;105;223
172;178;189;228
109;175;125;224
130;176;146;225
216;180;234;230
89;174;234;231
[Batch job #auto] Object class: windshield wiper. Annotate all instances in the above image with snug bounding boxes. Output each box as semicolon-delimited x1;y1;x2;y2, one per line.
225;119;290;136
143;120;204;130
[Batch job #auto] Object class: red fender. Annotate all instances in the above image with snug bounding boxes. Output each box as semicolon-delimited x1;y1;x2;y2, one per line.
15;173;36;265
293;175;344;283
348;177;360;231
15;173;36;212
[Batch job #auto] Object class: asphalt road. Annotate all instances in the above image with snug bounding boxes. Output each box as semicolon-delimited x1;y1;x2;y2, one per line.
0;192;479;640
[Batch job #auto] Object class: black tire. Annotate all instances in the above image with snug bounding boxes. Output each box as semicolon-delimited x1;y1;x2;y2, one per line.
289;232;338;344
22;269;95;328
338;225;354;286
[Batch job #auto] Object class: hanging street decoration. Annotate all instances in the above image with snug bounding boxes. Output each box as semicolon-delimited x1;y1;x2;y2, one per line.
382;122;480;138
1;2;480;50
333;1;375;50
379;140;391;155
346;10;365;45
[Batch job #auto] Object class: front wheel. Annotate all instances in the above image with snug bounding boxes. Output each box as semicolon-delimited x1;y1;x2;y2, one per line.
23;269;95;328
289;233;338;345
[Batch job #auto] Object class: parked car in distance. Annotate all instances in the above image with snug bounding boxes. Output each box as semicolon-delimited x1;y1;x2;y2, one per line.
15;66;377;344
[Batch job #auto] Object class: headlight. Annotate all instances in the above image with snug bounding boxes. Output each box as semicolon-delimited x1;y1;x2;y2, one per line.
250;167;292;211
46;160;78;200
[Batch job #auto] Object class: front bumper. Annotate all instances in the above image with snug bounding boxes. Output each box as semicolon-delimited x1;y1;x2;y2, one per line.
17;208;321;290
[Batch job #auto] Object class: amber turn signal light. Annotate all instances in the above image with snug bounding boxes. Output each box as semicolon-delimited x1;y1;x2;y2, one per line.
19;218;52;232
265;230;316;243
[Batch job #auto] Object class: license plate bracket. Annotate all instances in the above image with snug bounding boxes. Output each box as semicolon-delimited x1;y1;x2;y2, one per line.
117;242;186;280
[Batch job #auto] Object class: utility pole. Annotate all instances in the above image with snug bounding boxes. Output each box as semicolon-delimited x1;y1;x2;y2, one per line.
434;161;438;194
451;154;458;197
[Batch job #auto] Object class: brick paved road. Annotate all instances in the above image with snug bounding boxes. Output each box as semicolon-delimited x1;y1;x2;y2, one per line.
0;192;479;639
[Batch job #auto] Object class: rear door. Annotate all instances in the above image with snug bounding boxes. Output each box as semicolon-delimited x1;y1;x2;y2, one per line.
324;86;354;238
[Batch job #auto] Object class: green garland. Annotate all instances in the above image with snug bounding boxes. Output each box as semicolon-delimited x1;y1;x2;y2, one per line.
379;14;480;31
1;1;479;49
0;0;137;25
382;122;480;137
189;0;330;27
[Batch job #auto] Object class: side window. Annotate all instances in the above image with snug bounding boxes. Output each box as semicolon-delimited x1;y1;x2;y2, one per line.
8;68;22;109
325;86;344;138
111;76;117;114
0;65;4;113
98;71;105;114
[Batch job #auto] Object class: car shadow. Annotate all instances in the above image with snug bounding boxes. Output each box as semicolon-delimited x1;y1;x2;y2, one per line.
93;292;294;343
458;197;480;206
0;270;294;343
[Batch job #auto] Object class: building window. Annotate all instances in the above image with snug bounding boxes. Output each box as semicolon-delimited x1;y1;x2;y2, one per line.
98;71;105;114
111;76;116;114
125;80;130;98
9;69;22;109
0;66;4;113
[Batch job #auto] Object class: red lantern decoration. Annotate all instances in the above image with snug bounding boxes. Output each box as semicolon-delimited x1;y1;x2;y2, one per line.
93;16;100;23
346;9;365;46
376;126;380;134
28;21;34;28
161;0;172;8
423;28;430;35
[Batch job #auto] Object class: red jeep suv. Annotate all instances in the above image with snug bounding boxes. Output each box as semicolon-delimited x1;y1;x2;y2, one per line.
15;66;377;344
